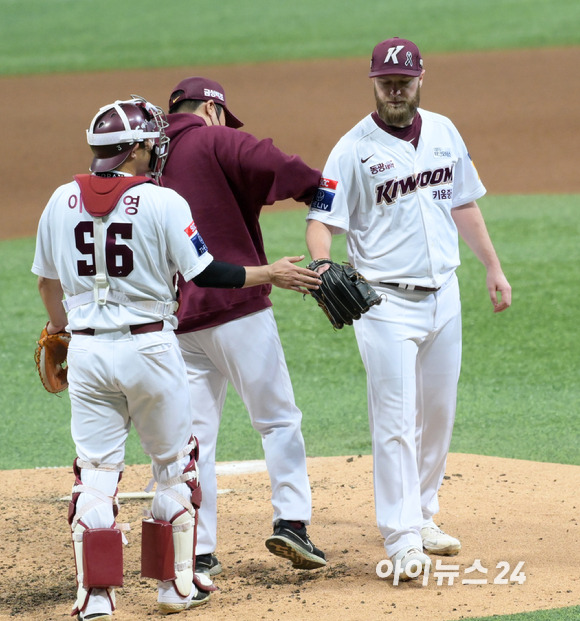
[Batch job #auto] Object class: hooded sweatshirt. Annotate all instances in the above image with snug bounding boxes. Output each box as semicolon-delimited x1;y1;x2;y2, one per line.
162;113;321;332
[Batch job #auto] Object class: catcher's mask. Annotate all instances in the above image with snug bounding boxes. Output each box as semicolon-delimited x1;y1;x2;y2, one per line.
86;95;169;180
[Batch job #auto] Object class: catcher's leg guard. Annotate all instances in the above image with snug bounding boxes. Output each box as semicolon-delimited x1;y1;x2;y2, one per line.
68;458;124;617
141;437;216;608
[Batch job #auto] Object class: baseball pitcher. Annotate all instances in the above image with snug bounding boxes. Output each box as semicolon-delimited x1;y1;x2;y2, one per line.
306;37;511;582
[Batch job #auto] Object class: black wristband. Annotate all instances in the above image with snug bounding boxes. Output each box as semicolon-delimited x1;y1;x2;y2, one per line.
193;260;246;288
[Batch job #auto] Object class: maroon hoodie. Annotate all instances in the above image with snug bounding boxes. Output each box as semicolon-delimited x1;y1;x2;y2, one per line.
162;113;321;332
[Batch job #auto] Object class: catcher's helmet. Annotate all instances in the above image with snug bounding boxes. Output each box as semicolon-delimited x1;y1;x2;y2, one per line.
86;95;169;180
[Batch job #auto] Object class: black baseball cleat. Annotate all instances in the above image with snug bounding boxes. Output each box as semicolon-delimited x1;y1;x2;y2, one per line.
265;519;327;570
195;553;222;576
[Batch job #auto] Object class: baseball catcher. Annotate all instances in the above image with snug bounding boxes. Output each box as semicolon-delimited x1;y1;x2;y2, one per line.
307;259;383;329
34;322;70;393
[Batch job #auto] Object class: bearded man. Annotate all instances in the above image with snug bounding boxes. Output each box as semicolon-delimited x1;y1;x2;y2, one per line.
305;37;511;583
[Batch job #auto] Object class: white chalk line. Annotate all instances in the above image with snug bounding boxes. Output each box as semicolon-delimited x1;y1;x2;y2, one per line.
57;459;267;501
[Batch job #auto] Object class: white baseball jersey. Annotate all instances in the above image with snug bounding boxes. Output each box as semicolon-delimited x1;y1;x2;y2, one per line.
32;176;213;330
307;108;486;288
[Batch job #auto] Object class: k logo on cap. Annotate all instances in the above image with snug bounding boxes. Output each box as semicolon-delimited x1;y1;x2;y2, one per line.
369;37;424;78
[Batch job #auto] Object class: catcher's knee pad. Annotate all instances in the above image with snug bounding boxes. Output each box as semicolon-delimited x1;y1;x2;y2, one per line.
68;458;124;530
68;458;124;615
149;436;202;520
142;437;215;597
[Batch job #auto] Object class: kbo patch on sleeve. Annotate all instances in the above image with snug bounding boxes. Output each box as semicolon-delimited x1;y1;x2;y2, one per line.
185;221;209;256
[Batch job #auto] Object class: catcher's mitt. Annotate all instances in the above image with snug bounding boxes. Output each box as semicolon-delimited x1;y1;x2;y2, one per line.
34;323;71;393
307;259;383;329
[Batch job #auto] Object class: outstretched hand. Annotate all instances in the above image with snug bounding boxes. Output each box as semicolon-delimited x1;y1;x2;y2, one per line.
268;255;322;294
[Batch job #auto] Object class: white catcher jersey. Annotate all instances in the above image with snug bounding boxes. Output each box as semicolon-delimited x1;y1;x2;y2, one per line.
32;178;213;330
307;109;486;288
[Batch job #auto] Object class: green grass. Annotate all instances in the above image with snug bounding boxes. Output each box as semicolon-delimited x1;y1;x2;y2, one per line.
1;0;579;76
453;607;580;621
453;195;580;463
3;195;579;470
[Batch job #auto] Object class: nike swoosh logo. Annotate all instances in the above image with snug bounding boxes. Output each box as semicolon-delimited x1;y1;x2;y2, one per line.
361;154;374;163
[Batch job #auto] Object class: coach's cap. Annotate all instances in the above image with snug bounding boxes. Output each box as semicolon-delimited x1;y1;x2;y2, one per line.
369;37;424;78
168;76;243;128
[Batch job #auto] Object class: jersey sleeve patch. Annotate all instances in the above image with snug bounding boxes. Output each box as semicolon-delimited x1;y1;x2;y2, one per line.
310;188;335;213
185;221;209;256
319;177;338;190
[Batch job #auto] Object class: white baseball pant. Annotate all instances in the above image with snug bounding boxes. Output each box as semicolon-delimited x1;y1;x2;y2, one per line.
353;274;462;558
68;328;195;522
67;328;197;614
177;308;312;555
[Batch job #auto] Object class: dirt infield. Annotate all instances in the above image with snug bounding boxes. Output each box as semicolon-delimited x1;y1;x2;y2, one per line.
0;454;578;620
1;48;579;620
